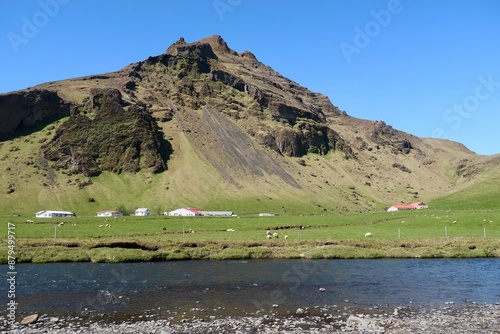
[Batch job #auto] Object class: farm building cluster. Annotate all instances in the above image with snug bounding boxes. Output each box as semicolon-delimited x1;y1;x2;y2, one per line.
387;202;428;212
34;208;235;218
33;203;428;218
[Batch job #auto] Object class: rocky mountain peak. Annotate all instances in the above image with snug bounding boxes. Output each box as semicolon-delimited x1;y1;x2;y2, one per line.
165;35;236;58
197;35;233;54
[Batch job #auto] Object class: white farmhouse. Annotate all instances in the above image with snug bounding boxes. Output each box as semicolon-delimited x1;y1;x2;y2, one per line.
135;208;151;216
35;210;76;218
97;210;123;217
167;208;202;216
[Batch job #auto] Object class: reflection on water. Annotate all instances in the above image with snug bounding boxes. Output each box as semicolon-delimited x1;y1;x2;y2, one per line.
1;259;499;320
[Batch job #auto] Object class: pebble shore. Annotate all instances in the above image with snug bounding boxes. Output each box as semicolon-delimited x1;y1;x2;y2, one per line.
2;303;499;333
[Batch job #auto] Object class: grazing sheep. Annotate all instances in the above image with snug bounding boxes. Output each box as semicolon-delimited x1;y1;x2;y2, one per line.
273;232;279;239
266;234;272;240
99;225;103;228
226;228;236;232
266;230;271;236
26;220;34;223
364;232;372;237
284;235;288;239
58;222;64;226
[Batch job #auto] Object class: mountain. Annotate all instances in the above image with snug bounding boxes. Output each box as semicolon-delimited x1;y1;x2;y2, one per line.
0;35;498;215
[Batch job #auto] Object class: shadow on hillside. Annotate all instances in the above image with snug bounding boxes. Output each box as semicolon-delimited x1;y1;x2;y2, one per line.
0;116;65;143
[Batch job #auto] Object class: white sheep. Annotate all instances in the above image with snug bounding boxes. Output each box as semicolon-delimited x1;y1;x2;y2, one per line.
226;228;235;232
99;225;103;228
284;235;288;239
266;234;272;240
266;230;271;236
364;232;372;237
273;232;279;239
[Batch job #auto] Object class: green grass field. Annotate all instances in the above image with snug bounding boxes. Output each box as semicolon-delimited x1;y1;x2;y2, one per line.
2;208;499;263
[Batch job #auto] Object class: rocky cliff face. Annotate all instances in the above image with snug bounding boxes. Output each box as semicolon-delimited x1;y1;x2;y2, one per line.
0;89;70;136
42;88;171;176
124;35;355;161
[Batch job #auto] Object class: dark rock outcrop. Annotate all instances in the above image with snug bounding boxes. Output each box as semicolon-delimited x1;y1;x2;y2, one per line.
258;124;355;159
0;90;70;136
370;121;413;154
42;88;171;176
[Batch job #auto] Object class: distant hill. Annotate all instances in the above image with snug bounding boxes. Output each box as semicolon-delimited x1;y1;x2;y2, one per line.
0;35;498;216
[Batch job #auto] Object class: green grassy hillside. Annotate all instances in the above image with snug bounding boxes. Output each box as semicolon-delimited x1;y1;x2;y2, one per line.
430;161;500;210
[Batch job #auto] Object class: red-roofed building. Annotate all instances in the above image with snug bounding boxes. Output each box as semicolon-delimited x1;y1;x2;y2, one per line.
387;202;428;212
409;202;428;210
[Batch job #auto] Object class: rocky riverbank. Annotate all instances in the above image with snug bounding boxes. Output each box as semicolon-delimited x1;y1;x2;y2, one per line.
3;303;499;333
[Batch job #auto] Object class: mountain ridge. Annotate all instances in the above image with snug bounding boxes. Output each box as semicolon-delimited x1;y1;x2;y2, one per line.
0;35;498;215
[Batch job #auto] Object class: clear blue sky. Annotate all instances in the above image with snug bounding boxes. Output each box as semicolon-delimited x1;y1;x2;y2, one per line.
1;0;499;155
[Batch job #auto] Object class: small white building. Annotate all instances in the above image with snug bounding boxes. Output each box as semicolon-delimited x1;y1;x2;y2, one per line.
259;213;278;217
387;206;400;212
35;210;76;218
135;208;151;216
167;208;202;216
97;210;123;217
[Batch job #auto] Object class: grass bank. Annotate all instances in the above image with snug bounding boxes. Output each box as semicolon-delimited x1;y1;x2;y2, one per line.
2;209;499;263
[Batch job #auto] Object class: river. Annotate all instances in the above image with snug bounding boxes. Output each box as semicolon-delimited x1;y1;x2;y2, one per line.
1;258;499;324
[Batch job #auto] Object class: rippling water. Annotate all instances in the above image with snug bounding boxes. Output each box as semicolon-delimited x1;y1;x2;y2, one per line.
1;258;499;321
